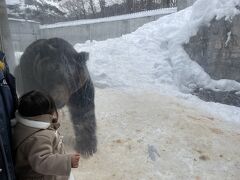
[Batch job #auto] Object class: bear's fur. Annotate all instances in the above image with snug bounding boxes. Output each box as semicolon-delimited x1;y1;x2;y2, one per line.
15;38;97;157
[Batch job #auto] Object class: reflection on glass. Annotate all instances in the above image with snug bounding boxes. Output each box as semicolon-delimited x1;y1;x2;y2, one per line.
2;0;240;179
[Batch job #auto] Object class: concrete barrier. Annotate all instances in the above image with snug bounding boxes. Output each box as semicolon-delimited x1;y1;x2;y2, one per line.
8;8;177;51
9;18;40;52
40;8;177;45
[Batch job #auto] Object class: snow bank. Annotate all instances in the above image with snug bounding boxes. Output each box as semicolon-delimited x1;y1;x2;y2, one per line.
74;0;240;123
6;0;19;5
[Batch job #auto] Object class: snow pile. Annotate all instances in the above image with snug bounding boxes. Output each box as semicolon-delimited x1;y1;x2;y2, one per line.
74;0;240;122
6;0;19;5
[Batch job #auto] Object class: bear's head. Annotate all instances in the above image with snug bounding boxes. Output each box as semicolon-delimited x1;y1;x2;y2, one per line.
18;38;90;108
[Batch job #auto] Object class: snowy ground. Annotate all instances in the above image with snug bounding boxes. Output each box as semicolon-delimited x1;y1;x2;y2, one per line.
59;0;240;179
61;88;240;180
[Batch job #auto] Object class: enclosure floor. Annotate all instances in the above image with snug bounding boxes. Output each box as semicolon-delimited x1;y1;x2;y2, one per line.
59;88;240;180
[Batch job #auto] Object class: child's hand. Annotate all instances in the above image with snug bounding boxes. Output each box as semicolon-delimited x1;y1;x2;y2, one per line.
71;154;80;168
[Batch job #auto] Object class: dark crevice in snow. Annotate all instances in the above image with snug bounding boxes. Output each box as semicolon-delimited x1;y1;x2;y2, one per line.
192;88;240;107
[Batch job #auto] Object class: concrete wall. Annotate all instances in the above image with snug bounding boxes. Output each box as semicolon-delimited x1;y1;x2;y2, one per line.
9;18;40;52
8;9;176;51
177;0;197;11
40;14;169;45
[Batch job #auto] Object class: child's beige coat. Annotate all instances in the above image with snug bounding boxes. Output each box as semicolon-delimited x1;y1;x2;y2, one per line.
13;113;71;180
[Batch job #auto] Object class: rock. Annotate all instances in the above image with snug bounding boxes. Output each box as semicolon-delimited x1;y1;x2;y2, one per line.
184;13;240;82
147;145;160;161
192;88;240;107
199;155;210;161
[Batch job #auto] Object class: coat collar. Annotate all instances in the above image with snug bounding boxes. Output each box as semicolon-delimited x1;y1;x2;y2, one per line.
17;115;51;129
13;112;60;150
15;112;60;129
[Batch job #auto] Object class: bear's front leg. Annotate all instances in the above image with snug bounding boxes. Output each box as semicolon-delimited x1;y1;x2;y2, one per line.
67;79;97;157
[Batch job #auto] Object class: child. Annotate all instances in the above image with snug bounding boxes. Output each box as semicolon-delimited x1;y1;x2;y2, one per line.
13;90;80;180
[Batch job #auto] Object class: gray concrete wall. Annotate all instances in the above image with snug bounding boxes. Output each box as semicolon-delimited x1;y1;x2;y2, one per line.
8;9;176;51
40;14;167;45
177;0;197;11
9;19;40;52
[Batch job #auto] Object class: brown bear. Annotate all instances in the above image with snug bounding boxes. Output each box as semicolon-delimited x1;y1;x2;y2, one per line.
15;38;97;157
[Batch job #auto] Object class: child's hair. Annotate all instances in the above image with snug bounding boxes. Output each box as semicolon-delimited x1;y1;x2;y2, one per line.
18;90;58;119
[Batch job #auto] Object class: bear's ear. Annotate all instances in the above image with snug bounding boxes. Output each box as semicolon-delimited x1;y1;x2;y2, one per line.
77;52;89;63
